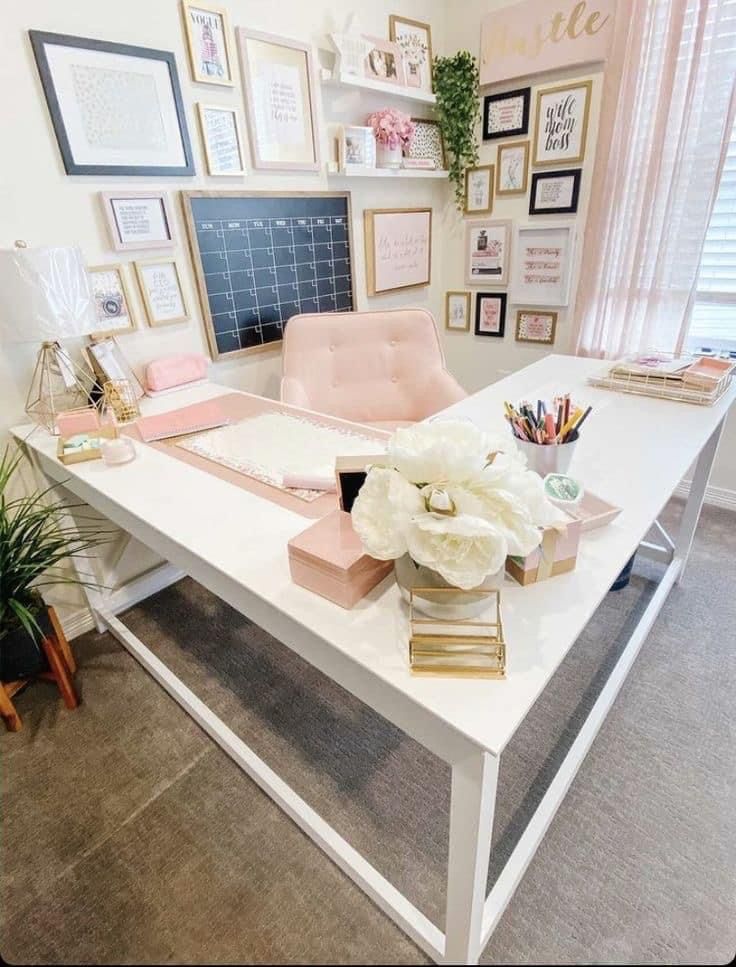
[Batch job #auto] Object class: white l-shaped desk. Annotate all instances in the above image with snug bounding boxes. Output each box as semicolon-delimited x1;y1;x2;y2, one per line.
12;355;735;964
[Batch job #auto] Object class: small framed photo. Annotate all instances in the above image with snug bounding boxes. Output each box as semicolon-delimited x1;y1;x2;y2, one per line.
197;104;246;175
389;16;433;92
87;264;137;338
529;169;581;215
364;208;432;295
339;125;376;170
511;223;575;306
475;292;507;337
100;192;175;252
464;165;494;215
515;309;558;345
181;1;235;86
406;119;446;169
134;258;189;326
483;88;530;142
363;36;405;86
445;291;471;331
533;80;592;167
465;219;511;286
496;140;529;196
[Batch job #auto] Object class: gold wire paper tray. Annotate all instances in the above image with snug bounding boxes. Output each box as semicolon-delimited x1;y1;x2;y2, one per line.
589;352;732;406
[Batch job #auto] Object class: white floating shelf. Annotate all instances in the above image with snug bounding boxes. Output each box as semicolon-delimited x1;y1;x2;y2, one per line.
321;69;436;106
325;162;448;180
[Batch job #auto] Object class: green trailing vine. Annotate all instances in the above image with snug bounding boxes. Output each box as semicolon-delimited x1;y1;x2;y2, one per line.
433;51;480;211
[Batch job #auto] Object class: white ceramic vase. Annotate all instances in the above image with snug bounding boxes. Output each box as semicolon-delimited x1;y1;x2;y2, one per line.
376;142;403;169
394;554;503;619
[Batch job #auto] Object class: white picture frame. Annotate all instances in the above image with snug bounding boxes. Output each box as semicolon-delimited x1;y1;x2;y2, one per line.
197;104;246;175
338;125;376;171
100;192;176;252
533;80;592;167
465;219;511;286
510;223;576;306
134;258;189;326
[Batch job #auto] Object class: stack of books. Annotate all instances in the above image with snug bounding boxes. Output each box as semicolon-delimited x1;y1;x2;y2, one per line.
590;352;734;405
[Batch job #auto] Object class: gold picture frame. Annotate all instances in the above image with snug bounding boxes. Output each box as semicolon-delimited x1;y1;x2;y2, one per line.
533;80;592;167
495;139;529;196
445;291;471;332
181;0;235;86
464;165;494;215
196;103;246;176
134;258;190;327
364;207;432;296
389;15;434;92
87;264;138;339
515;309;558;345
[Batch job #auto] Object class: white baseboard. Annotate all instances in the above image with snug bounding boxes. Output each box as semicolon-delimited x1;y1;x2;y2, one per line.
60;607;97;641
673;480;736;512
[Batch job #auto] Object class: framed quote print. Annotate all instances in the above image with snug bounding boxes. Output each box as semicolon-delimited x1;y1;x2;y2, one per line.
482;87;530;141
475;292;507;337
510;223;576;306
464;165;494;215
496;140;529;196
445;291;471;331
529;169;581;214
364;208;432;295
29;31;194;176
533;80;592;166
134;258;189;326
197;104;246;175
87;264;137;338
238;29;321;172
181;1;235;86
515;309;558;345
465;219;511;286
100;192;176;252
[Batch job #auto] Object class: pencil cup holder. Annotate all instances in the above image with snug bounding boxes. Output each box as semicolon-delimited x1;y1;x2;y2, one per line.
515;433;578;477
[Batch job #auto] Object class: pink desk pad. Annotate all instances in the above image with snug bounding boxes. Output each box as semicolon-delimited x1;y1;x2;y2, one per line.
126;393;389;519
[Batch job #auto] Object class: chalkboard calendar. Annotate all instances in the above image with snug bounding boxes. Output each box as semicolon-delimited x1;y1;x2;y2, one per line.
182;191;354;360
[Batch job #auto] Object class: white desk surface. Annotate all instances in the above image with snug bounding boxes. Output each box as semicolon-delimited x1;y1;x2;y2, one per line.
12;355;735;757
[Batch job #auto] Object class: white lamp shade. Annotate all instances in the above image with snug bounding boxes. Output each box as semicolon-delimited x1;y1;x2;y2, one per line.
0;246;98;344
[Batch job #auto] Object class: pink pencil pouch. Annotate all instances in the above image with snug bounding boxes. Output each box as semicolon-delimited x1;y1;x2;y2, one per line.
144;353;208;393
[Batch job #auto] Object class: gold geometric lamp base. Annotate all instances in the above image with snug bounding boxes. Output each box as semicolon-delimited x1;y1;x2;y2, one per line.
25;341;98;434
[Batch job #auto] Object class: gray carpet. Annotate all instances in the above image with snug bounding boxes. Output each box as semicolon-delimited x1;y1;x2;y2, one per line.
1;500;735;965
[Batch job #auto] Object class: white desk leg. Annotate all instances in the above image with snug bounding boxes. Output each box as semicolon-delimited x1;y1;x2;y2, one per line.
444;750;499;965
674;418;725;583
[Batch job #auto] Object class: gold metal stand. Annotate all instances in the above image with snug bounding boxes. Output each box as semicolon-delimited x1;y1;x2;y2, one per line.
25;341;98;433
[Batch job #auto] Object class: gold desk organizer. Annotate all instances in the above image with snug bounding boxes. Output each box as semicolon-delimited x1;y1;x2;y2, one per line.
408;588;505;679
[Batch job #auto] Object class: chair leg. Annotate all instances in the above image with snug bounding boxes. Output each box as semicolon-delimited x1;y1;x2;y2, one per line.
48;607;76;674
40;637;80;711
0;683;22;732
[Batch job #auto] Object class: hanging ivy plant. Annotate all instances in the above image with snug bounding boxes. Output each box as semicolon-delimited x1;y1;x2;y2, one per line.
433;51;480;211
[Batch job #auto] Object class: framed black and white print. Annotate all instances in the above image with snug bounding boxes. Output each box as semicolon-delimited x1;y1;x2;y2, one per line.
482;87;530;142
529;169;581;215
474;292;507;337
29;31;195;176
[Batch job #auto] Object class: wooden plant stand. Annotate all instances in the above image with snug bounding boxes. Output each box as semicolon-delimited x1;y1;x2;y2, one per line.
0;607;79;732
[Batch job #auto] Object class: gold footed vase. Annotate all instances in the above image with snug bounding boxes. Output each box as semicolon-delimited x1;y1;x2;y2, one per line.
394;554;503;619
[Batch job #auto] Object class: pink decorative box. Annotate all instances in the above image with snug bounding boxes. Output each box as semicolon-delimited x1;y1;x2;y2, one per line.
144;353;208;393
506;519;582;586
288;510;392;608
56;407;100;437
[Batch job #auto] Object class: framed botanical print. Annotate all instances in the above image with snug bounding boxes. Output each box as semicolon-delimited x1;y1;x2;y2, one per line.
364;208;432;295
406;119;446;169
87;264;137;338
533;80;592;166
238;29;321;172
100;192;176;252
496;140;529;196
515;309;558;345
363;36;406;86
475;292;507;337
482;88;530;142
134;258;189;326
464;165;494;215
445;291;471;331
389;16;433;92
465;219;511;286
181;1;235;86
29;31;194;176
529;169;581;214
197;104;246;175
510;223;576;306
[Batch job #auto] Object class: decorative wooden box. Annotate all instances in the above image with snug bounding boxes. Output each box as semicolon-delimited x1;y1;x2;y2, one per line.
288;509;392;609
56;425;118;466
506;519;582;586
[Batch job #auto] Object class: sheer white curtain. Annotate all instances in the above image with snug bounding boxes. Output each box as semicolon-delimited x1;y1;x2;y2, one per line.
573;0;736;358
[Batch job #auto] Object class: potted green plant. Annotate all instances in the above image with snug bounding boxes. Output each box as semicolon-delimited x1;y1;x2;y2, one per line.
432;51;480;211
0;446;105;682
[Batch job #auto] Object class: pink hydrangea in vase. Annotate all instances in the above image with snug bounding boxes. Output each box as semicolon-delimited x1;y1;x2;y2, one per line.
367;109;416;169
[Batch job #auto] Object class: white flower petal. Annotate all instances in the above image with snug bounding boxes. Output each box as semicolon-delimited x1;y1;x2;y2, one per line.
351;466;424;560
406;512;507;590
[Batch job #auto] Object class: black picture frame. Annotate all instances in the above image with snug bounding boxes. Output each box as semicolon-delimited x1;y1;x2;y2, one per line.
482;87;530;142
529;169;581;215
474;292;507;337
29;30;195;176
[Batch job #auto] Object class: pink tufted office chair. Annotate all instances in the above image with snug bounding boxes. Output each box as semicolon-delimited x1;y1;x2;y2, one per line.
280;309;467;430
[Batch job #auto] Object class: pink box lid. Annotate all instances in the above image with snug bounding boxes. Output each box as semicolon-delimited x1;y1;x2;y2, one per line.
288;509;389;580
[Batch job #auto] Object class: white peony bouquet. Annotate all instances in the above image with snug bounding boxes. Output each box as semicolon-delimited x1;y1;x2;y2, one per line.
351;420;564;590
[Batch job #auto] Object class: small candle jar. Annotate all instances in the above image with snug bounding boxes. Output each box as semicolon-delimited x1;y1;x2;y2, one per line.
101;436;136;466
